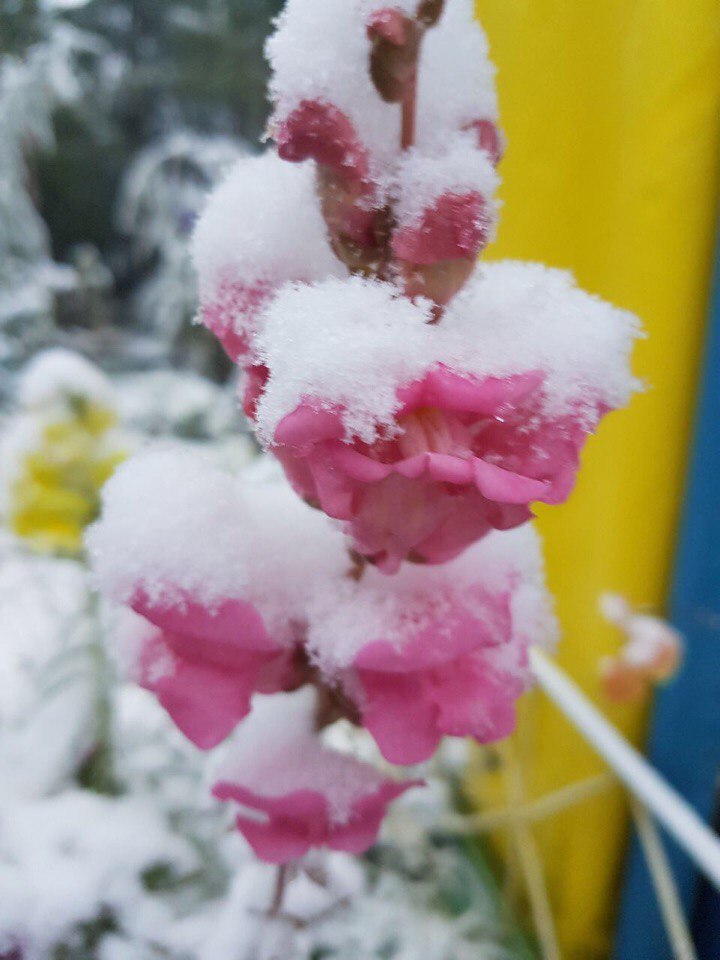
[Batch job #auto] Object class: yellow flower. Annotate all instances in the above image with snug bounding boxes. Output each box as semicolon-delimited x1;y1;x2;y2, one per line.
3;352;126;557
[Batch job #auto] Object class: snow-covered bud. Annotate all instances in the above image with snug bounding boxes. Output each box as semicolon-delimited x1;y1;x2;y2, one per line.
367;10;420;104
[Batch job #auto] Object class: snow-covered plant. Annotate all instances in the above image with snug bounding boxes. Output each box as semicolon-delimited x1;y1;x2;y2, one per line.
0;349;125;557
0;15;115;366
88;0;640;943
117;132;246;372
0;43;60;359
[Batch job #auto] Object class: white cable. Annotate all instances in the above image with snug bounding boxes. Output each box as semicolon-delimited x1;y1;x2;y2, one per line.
529;647;720;890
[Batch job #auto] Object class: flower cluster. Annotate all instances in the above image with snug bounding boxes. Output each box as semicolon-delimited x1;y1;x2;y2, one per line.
90;450;554;858
90;0;638;864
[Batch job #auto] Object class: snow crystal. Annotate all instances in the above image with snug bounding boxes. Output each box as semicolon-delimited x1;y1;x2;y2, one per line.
444;261;643;419
305;524;556;675
395;133;499;227
215;689;387;824
191;152;342;307
255;264;641;443
87;449;348;636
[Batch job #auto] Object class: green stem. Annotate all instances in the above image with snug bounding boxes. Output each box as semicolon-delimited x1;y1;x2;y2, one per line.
76;586;120;795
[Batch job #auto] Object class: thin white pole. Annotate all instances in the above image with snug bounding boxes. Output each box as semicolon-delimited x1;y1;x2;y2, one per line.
529;647;720;890
630;799;697;960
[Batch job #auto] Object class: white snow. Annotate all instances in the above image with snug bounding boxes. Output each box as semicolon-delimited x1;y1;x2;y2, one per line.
254;264;642;444
191;152;343;328
267;0;498;180
0;791;196;960
416;0;498;149
255;276;435;444
306;524;556;675
267;0;402;178
0;542;98;797
18;348;114;411
87;449;349;641
395;133;499;228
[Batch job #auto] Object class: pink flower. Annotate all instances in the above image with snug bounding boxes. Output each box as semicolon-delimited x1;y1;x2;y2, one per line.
211;690;420;863
270;366;594;572
392;192;491;266
240;363;270;419
213;779;414;864
131;591;300;749
348;587;524;763
367;8;411;49
275;100;369;186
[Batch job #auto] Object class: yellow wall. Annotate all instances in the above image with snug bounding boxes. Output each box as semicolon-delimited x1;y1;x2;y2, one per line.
471;2;720;956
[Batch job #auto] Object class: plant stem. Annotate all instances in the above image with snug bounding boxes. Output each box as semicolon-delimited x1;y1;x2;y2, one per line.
270;864;289;917
76;586;120;795
400;71;417;151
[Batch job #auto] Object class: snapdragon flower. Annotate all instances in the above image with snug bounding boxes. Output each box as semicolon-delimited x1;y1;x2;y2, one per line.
252;269;639;571
90;0;642;872
212;689;419;862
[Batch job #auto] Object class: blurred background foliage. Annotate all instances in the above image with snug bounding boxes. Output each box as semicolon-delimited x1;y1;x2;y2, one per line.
0;0;286;384
38;0;282;261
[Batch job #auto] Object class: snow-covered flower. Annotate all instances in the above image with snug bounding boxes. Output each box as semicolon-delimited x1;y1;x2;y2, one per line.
89;450;555;767
87;0;643;876
252;269;639;571
192;153;343;363
305;526;555;763
122;601;299;751
211;690;420;863
88;451;346;748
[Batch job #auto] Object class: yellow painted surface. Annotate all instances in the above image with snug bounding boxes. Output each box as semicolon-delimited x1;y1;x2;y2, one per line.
470;2;720;956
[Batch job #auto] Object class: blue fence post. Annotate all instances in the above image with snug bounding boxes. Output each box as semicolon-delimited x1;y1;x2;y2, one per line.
614;226;720;960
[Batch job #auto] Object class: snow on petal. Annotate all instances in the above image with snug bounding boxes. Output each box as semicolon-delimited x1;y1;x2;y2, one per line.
211;689;419;863
393;138;499;263
87;451;348;744
191;153;342;360
304;526;555;763
253;270;640;566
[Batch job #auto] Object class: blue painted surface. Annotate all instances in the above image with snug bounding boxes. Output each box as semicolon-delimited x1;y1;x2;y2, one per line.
614;228;720;960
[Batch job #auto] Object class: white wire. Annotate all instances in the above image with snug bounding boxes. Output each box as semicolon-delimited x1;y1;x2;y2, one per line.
529;647;720;891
